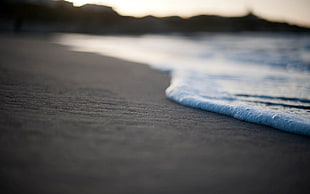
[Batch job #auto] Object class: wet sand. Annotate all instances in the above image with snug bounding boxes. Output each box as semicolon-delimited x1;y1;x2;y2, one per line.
1;34;310;194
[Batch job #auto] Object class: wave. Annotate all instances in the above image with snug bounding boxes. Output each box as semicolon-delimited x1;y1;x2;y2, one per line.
166;74;310;136
55;33;310;136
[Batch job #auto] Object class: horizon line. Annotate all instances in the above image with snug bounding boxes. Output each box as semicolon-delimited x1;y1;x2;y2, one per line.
67;1;310;28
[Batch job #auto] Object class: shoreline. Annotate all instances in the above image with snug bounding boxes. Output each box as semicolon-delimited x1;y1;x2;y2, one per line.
1;34;310;194
56;32;310;136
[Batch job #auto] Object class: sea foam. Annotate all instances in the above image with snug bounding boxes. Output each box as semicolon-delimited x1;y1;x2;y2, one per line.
55;33;310;136
166;70;310;136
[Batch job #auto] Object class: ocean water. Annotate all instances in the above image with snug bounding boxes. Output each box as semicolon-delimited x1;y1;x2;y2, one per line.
55;33;310;136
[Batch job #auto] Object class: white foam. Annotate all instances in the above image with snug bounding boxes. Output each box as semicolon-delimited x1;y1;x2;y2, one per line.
166;70;310;136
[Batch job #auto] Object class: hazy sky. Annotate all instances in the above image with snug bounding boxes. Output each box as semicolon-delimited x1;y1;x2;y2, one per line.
66;0;310;27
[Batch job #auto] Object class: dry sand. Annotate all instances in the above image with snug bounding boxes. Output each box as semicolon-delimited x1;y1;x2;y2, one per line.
1;34;310;194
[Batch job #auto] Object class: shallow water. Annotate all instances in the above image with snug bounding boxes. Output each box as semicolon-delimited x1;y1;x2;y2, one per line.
55;32;310;135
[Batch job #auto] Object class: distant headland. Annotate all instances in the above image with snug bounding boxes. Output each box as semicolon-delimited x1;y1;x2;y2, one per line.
1;0;309;34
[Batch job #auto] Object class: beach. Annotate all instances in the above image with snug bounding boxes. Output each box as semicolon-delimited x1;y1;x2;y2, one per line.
1;34;310;194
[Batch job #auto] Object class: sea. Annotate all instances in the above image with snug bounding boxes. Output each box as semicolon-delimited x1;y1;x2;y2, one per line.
55;32;310;136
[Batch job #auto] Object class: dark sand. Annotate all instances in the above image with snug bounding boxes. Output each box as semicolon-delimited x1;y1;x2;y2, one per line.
1;34;310;194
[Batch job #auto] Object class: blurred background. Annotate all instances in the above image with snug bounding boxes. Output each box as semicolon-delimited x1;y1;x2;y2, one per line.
1;0;309;34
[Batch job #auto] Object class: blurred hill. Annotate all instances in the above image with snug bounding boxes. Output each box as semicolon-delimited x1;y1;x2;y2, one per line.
1;0;309;34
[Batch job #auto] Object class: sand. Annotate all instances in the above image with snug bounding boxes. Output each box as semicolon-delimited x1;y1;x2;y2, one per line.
1;34;310;194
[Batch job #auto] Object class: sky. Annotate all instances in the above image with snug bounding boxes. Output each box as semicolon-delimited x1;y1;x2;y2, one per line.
65;0;310;27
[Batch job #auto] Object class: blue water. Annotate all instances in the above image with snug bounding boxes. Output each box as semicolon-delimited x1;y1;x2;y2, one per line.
55;33;310;136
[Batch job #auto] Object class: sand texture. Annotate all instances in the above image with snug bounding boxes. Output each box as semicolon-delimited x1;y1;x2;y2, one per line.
1;34;310;194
